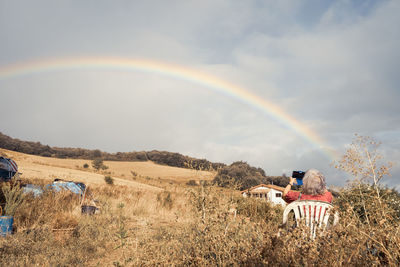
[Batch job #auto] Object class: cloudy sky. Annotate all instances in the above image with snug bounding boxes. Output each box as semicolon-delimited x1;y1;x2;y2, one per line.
1;0;399;188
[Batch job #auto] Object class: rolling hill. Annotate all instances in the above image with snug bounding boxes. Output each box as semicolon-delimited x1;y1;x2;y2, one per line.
0;149;215;191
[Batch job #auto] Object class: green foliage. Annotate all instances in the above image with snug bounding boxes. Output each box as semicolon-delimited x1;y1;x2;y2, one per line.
264;175;292;188
213;161;267;190
83;163;89;168
104;175;114;185
212;162;290;190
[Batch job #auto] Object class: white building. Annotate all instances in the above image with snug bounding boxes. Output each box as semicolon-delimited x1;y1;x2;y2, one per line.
241;184;288;206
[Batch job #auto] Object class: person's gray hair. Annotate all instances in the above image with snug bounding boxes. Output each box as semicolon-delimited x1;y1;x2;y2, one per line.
302;169;327;195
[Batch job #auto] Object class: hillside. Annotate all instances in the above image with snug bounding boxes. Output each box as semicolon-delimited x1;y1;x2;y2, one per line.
0;132;225;170
0;149;215;190
0;133;281;190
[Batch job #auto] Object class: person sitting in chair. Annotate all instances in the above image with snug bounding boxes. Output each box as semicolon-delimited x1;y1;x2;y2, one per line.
283;169;333;204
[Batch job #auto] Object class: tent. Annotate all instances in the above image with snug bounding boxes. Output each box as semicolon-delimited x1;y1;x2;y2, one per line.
0;157;18;181
22;184;44;197
45;180;85;196
23;180;86;197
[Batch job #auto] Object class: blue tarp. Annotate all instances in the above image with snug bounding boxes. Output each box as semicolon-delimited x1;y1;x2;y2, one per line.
23;181;86;197
45;181;84;195
22;184;44;197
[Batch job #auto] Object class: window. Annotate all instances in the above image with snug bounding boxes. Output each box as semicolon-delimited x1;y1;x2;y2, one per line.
276;193;282;198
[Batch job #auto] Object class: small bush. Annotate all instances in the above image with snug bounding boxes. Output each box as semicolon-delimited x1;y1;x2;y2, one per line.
236;196;283;223
83;163;89;168
104;176;114;185
186;180;198;186
92;159;108;171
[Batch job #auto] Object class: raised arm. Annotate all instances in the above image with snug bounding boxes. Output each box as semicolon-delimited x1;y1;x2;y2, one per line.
283;177;296;198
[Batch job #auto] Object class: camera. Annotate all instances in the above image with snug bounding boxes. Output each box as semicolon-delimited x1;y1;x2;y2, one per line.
292;171;305;186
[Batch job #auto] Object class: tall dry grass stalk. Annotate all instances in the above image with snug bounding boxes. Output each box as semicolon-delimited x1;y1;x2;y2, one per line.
1;182;25;216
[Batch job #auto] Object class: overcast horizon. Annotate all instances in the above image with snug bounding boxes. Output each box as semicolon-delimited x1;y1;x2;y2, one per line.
1;0;399;189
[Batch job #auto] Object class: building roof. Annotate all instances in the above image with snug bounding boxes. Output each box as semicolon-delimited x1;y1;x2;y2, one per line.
248;189;270;194
265;184;286;192
241;183;286;193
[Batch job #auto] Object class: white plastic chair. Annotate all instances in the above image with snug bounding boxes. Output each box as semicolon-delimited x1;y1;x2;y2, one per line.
282;200;339;239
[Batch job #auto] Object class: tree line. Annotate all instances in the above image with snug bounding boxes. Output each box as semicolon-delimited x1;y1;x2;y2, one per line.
213;161;289;190
0;132;224;170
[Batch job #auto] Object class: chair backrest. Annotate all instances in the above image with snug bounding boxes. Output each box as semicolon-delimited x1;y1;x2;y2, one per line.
282;200;339;239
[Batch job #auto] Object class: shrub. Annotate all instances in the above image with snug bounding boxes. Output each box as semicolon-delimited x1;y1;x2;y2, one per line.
92;159;108;171
186;180;198;186
235;196;283;223
83;163;89;168
104;175;114;185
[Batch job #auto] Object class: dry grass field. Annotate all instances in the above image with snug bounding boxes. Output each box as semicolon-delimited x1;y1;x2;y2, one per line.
1;137;399;266
0;149;215;190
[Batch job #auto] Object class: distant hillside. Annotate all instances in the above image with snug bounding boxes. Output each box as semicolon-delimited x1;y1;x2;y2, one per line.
0;132;224;170
1;149;214;186
0;132;287;189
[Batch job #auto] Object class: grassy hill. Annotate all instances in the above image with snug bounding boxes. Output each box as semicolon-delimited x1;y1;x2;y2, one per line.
0;131;225;171
0;133;280;190
1;149;215;189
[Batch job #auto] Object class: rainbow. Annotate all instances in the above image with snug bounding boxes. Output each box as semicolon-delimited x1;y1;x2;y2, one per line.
0;56;337;159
